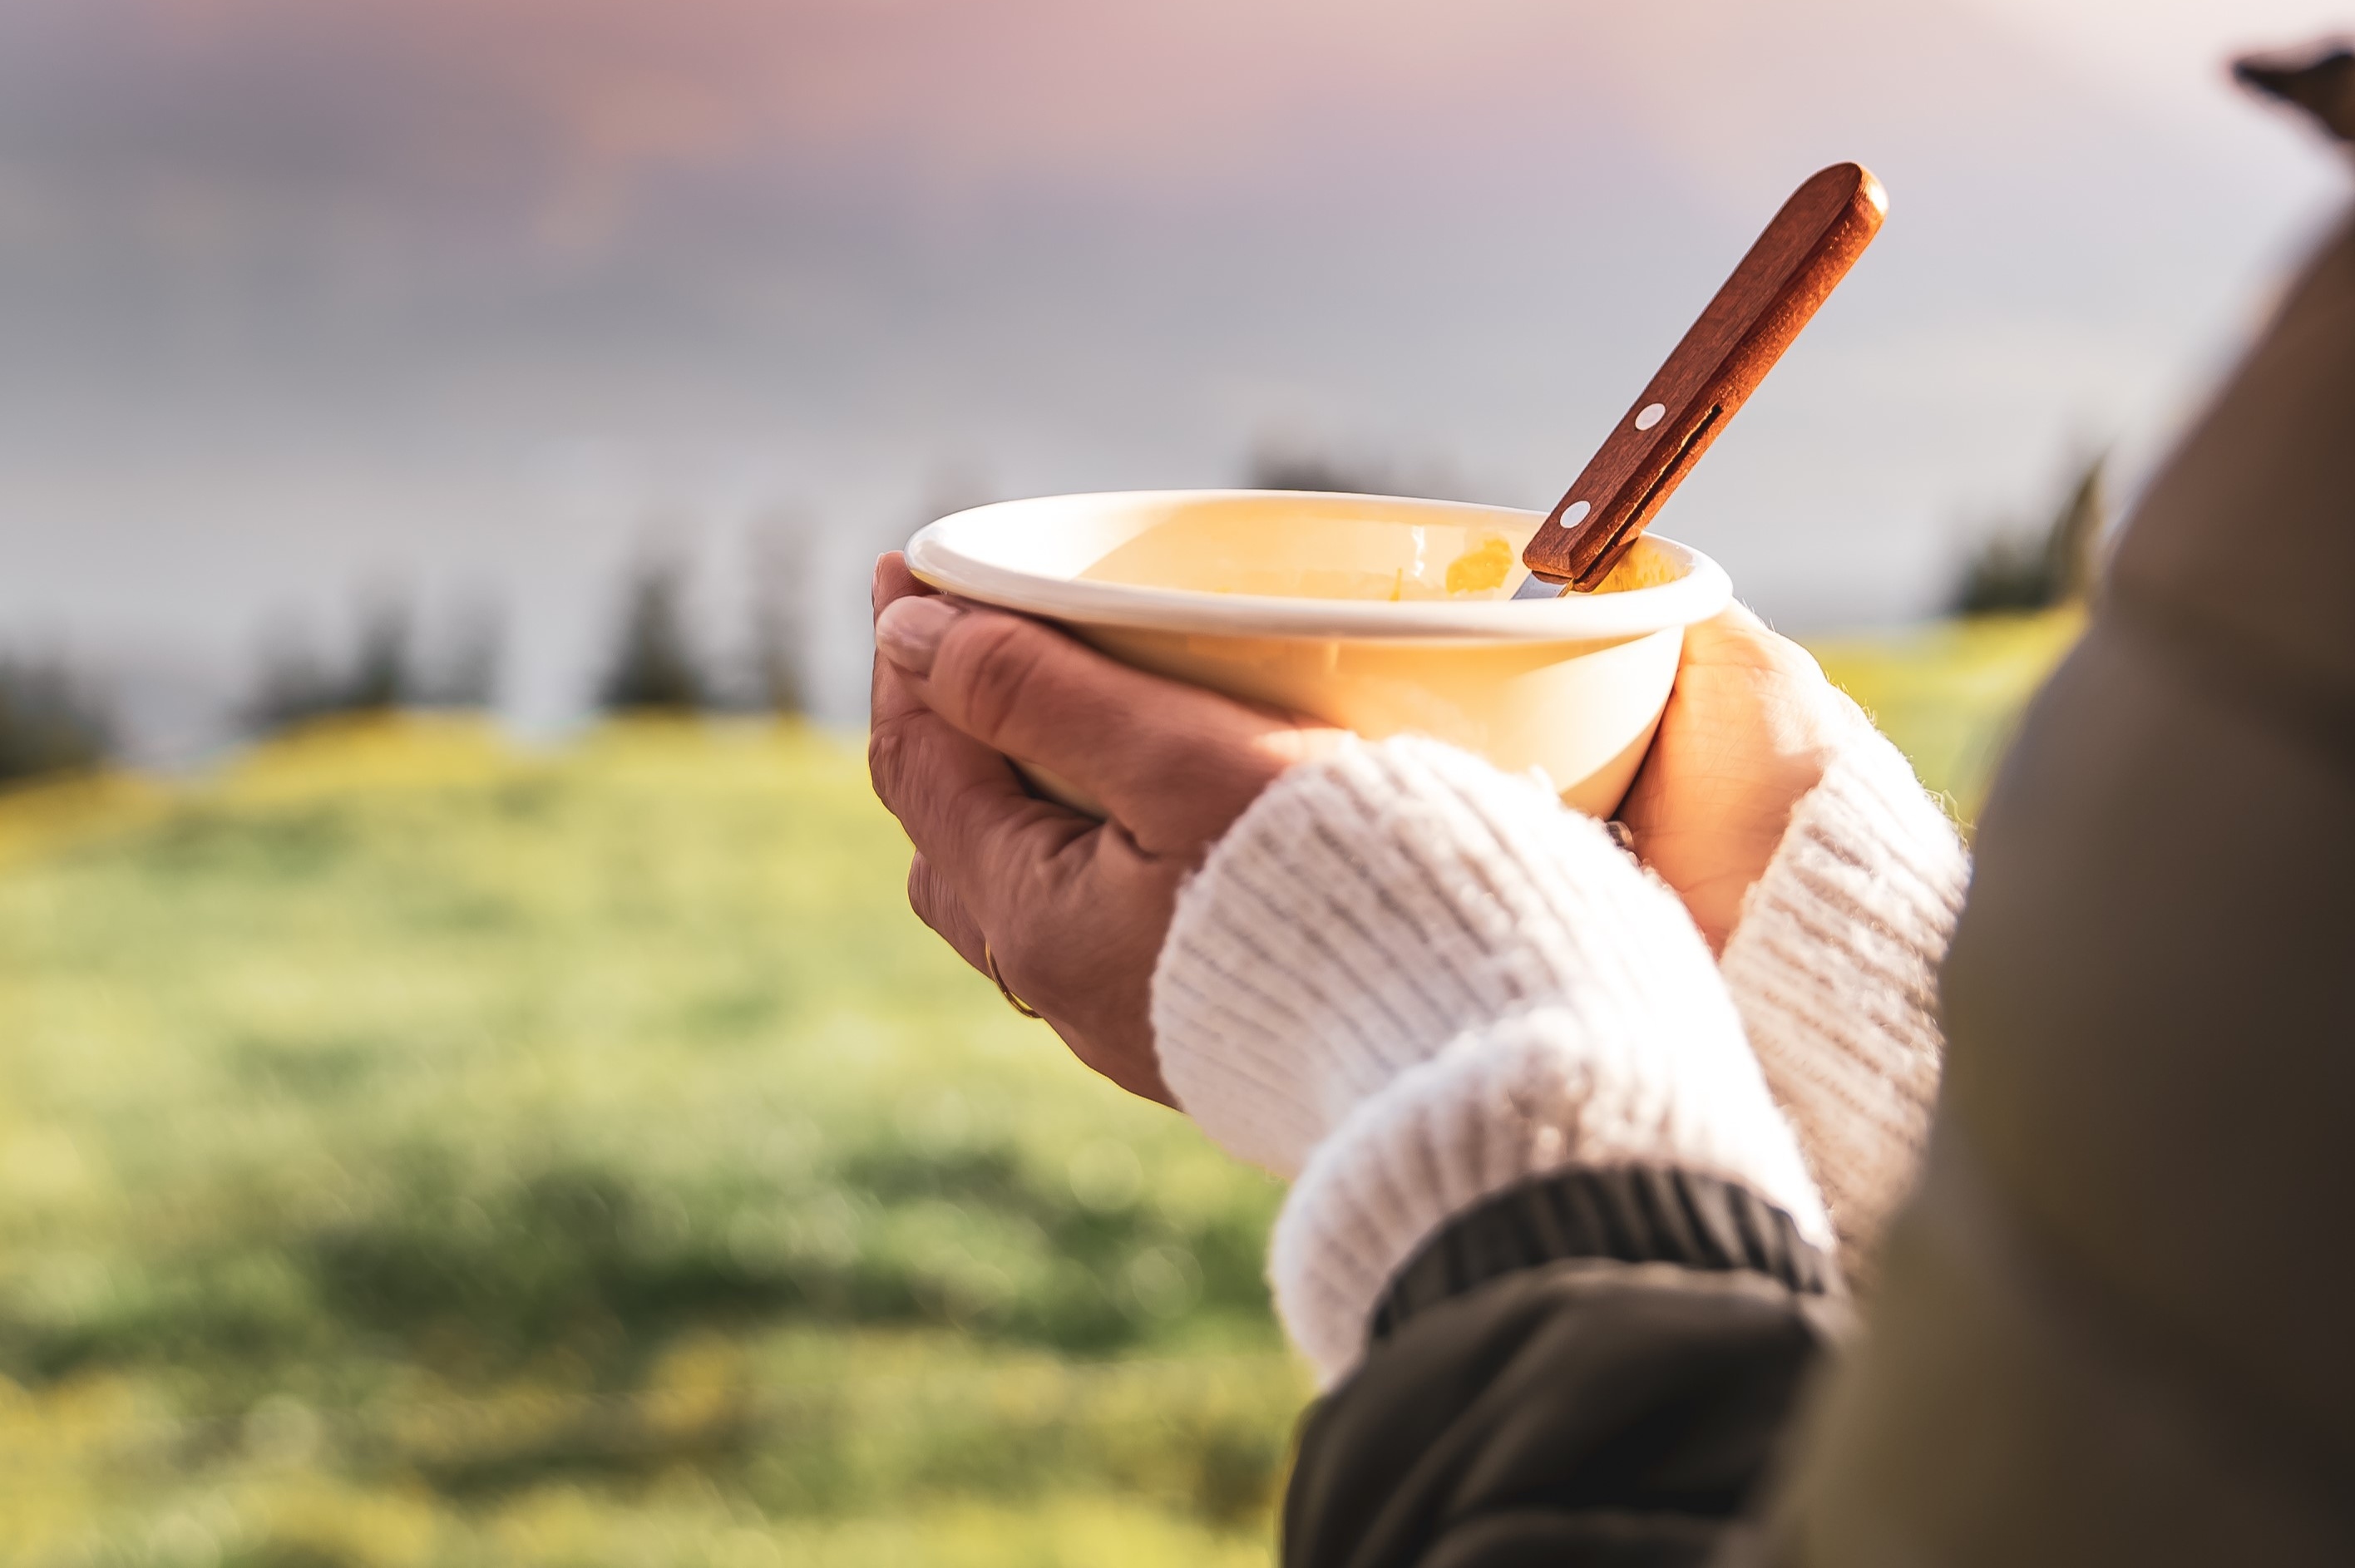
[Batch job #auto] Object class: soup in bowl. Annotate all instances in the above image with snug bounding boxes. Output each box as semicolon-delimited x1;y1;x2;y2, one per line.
903;490;1730;816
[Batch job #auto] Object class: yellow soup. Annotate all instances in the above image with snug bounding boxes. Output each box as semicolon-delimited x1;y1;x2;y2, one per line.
1076;500;1667;600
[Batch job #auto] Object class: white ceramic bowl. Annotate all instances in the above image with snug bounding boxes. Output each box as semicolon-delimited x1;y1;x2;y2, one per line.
906;489;1730;816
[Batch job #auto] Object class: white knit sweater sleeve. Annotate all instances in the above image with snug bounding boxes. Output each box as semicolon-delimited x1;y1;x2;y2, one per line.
1150;736;1829;1384
1719;724;1971;1276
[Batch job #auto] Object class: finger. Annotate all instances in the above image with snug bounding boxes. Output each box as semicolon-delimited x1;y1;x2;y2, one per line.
868;665;1093;929
872;550;934;619
871;553;939;732
906;851;988;974
1698;599;1768;641
1684;601;1825;683
871;656;1022;841
873;597;1311;851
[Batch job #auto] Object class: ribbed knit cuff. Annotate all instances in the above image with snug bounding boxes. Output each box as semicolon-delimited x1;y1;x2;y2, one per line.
1268;1007;1829;1382
1721;727;1970;1276
1367;1163;1838;1344
1151;735;1830;1383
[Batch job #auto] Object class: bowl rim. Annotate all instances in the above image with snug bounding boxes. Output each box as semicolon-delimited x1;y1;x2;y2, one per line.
905;489;1733;642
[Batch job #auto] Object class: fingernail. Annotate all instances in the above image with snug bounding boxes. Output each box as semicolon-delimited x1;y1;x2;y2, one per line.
876;594;961;675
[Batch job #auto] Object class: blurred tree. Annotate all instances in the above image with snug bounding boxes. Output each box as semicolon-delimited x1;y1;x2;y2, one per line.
1242;441;1467;502
0;656;112;786
1243;442;1385;491
242;593;417;733
1953;456;2108;614
344;595;412;711
417;599;502;709
240;625;341;735
749;515;812;717
240;589;504;732
599;557;707;713
1247;450;1390;494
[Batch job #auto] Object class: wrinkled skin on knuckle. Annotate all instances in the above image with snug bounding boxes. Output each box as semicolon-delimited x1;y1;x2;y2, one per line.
994;854;1126;1000
906;855;946;932
941;770;1028;868
975;860;1076;994
865;712;921;818
957;832;1180;1108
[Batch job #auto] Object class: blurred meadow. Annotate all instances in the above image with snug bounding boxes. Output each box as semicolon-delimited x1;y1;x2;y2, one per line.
0;614;2072;1568
1;0;2341;1563
0;720;1297;1566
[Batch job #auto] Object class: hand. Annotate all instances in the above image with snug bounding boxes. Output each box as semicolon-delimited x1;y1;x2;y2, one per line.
1618;604;1869;951
867;553;1344;1105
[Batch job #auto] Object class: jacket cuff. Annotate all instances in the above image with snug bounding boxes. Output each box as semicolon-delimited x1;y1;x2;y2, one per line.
1720;727;1970;1275
1368;1163;1839;1345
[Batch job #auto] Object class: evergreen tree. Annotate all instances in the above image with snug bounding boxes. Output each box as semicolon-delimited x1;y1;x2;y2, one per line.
240;594;418;733
344;597;412;712
422;601;501;709
240;626;339;735
0;657;111;786
749;520;811;717
599;559;706;712
1953;456;2107;614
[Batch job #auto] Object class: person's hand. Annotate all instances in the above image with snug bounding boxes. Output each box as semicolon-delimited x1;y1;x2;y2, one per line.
867;553;1344;1105
1618;604;1869;952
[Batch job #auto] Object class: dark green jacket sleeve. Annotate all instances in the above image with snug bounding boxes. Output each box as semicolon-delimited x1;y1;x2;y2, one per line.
1283;1166;1847;1568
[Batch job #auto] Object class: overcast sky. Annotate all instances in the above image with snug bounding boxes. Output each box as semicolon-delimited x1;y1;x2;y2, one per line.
0;0;2346;748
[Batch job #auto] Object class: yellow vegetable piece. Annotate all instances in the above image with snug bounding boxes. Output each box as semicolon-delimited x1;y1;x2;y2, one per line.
1444;535;1513;595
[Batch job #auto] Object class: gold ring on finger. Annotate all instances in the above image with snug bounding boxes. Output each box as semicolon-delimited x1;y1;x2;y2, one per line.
982;939;1044;1020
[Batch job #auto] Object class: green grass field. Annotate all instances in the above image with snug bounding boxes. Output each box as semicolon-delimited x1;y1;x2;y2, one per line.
1807;608;2082;824
0;613;2077;1567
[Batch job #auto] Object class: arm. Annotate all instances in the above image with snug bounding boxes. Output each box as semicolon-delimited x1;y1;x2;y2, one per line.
1150;734;1832;1382
1154;735;1852;1565
1614;605;1970;1276
867;563;1958;1561
1288;1234;1844;1568
1719;727;1967;1282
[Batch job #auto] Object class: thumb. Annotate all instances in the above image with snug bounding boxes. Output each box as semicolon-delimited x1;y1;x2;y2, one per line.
874;595;1306;851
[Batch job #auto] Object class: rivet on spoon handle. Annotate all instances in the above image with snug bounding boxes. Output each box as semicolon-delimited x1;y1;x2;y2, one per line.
1517;162;1887;597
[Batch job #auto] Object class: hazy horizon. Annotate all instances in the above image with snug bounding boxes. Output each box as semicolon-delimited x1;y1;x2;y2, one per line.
1;0;2347;757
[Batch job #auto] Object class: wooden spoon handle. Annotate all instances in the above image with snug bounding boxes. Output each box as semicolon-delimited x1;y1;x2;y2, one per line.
1521;162;1886;590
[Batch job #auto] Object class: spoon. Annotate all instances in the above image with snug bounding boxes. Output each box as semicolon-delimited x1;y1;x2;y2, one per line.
1516;162;1886;597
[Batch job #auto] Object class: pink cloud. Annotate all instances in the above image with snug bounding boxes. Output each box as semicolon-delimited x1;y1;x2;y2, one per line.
99;0;2088;205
